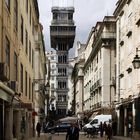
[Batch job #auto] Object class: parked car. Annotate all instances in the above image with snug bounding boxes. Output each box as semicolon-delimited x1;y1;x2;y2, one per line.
45;122;71;133
44;121;54;133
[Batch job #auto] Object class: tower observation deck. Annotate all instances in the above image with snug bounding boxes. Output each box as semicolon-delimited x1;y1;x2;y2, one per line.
50;0;76;119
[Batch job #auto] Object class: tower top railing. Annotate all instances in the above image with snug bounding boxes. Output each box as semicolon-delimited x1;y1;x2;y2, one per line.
52;0;74;8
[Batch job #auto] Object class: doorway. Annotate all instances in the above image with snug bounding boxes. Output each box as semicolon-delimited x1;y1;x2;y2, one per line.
0;104;3;140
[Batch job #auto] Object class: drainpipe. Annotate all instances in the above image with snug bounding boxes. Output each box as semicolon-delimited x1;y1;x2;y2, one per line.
1;0;4;62
2;1;4;139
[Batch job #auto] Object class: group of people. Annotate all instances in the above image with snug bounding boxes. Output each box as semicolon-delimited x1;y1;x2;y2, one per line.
36;121;80;140
99;122;113;140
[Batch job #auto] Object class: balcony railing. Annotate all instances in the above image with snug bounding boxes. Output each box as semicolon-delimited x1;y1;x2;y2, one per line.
50;30;75;37
90;79;102;93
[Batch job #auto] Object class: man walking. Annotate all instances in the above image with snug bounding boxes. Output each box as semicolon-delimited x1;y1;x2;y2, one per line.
66;122;79;140
36;122;41;137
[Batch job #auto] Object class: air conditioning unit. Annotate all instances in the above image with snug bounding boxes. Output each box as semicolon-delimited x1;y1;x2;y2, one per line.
10;81;18;93
0;63;10;81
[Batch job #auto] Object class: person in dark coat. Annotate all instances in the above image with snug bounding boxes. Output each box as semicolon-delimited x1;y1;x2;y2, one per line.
36;122;41;137
106;124;113;140
66;122;79;140
103;122;107;136
99;122;104;137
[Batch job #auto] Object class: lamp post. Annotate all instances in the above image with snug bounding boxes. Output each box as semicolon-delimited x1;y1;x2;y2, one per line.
132;47;140;134
132;48;140;69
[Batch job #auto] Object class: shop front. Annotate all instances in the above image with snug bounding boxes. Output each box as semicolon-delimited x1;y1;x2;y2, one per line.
117;97;133;137
0;82;14;140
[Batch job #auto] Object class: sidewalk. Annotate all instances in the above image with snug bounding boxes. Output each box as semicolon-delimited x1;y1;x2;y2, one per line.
29;133;52;140
113;136;138;140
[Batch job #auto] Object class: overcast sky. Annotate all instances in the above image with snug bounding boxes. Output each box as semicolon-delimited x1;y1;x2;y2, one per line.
38;0;118;57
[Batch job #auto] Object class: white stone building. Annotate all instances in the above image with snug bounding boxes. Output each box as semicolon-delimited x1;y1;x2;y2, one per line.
46;51;57;112
114;0;140;137
34;24;47;126
83;16;116;118
71;41;86;117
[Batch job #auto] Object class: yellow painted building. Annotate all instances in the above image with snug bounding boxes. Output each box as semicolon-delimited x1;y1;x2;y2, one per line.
0;0;45;140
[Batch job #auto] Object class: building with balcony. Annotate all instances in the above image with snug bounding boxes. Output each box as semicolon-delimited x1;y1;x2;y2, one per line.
46;51;57;116
34;24;47;128
114;0;140;138
0;0;45;139
83;16;116;118
71;41;85;118
50;0;76;119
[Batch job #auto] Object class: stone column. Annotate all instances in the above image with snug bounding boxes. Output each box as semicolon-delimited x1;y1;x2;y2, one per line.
124;108;127;136
132;102;135;138
116;108;120;135
5;106;13;140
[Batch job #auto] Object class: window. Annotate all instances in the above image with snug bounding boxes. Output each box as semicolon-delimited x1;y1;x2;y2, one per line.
26;0;28;13
51;83;54;88
29;5;31;25
58;68;67;76
5;0;10;11
32;49;34;68
32;83;34;101
5;36;10;66
51;76;54;80
14;52;18;81
53;13;57;20
32;19;34;34
29;77;31;99
58;109;66;115
25;71;28;96
51;56;54;60
21;16;24;44
68;13;73;20
29;41;31;62
25;30;28;54
20;63;23;92
14;0;18;31
58;81;67;89
58;55;67;63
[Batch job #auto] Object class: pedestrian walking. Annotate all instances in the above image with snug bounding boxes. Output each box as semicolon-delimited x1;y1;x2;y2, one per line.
106;124;113;140
36;122;41;137
99;121;104;137
112;121;117;136
66;122;79;140
21;117;26;140
103;122;107;136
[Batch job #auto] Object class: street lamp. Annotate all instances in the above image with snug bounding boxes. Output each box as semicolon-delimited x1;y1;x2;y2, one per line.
132;48;140;69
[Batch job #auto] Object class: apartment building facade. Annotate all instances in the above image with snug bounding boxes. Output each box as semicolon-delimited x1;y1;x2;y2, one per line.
71;17;116;122
34;24;47;128
46;51;57;117
114;0;140;138
0;0;45;139
71;41;85;117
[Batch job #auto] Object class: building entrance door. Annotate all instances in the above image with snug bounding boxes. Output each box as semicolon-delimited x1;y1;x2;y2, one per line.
0;104;3;140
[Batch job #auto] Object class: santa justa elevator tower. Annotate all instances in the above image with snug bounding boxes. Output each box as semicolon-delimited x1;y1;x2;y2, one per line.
50;0;76;119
